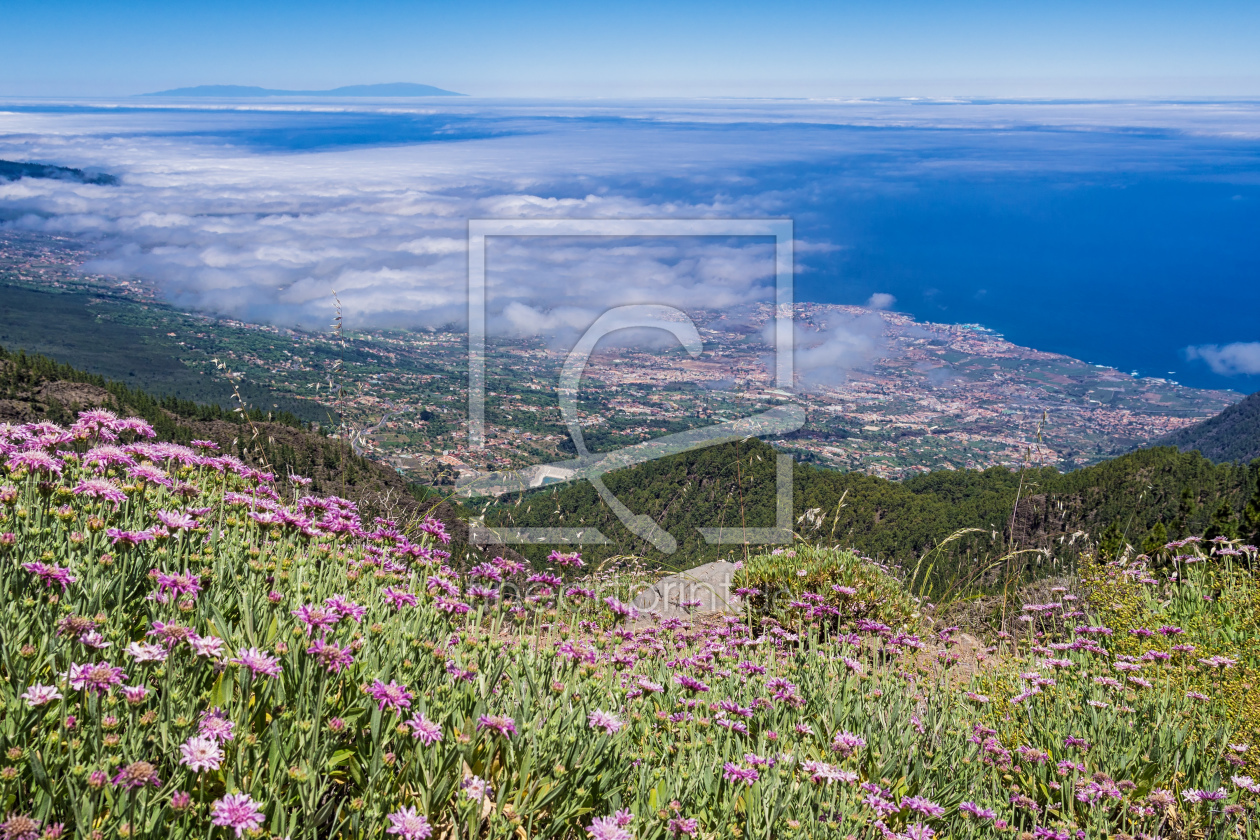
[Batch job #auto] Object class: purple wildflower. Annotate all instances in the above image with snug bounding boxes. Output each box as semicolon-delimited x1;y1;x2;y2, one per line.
155;509;197;531
382;587;419;609
179;736;224;773
325;595;367;622
65;662;127;694
419;517;450;544
385;807;433;840
674;674;710;693
21;562;76;590
125;642;168;663
405;713;443;746
668;816;700;837
477;714;518;739
367;680;414;713
1183;788;1228;803
588;709;625;735
199;708;235;743
83;445;135;469
6;449;62;475
121;685;149;704
722;762;759;786
0;814;41;840
230;647;282;678
959;801;997;820
20;684;62;707
461;776;492;801
902;796;946;818
603;597;638;619
73;477;127;504
1233;776;1260;794
802;760;856;785
152;569;203;600
113;416;155;438
190;635;226;659
106;528;155;547
586;813;633;840
831;730;867;758
210;793;265;838
127;464;172;487
305;638;355;673
548;549;585;567
112;761;160;790
291;603;341;634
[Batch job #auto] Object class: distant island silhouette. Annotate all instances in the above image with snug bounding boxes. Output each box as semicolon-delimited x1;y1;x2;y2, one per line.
0;159;118;185
141;83;464;97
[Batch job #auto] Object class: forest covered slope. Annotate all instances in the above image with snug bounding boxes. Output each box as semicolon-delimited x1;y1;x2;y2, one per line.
1153;388;1260;464
485;436;1260;586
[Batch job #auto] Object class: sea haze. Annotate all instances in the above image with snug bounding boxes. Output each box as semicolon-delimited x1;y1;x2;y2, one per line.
0;97;1257;392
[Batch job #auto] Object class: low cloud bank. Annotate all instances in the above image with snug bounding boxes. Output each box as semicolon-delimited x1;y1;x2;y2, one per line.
764;311;890;391
1186;342;1260;377
0;116;794;336
2;98;1253;360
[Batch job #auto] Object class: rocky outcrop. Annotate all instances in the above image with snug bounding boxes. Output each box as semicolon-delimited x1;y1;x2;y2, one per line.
631;560;740;620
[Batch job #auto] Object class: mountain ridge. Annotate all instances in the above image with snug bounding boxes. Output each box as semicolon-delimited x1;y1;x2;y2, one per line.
1151;389;1260;463
483;436;1260;579
141;83;464;97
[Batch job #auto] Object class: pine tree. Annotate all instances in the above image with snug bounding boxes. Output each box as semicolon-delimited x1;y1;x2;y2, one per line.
1141;521;1168;558
1174;487;1197;538
1243;462;1260;545
1098;521;1125;560
1205;499;1239;541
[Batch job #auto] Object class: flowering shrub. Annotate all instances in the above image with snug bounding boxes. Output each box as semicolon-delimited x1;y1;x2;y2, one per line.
732;543;920;632
1;411;1258;839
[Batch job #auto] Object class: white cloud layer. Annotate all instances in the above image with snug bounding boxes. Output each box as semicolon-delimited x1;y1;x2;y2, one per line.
2;97;1257;354
1185;342;1260;377
762;310;889;390
866;292;896;311
0;107;817;335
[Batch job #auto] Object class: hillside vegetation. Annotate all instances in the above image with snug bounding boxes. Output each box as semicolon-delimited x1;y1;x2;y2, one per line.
2;409;1259;839
0;290;323;422
1153;389;1260;464
0;347;507;567
485;438;1260;589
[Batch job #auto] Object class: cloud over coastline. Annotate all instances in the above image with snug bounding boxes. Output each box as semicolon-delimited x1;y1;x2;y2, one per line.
2;98;1259;392
0;107;815;333
1186;342;1260;377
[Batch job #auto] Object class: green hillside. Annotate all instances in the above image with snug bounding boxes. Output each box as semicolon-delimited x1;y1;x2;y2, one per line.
485;437;1260;587
0;284;323;422
1153;388;1260;464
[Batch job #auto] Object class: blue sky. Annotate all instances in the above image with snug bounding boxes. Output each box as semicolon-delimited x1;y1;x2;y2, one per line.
3;0;1260;97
